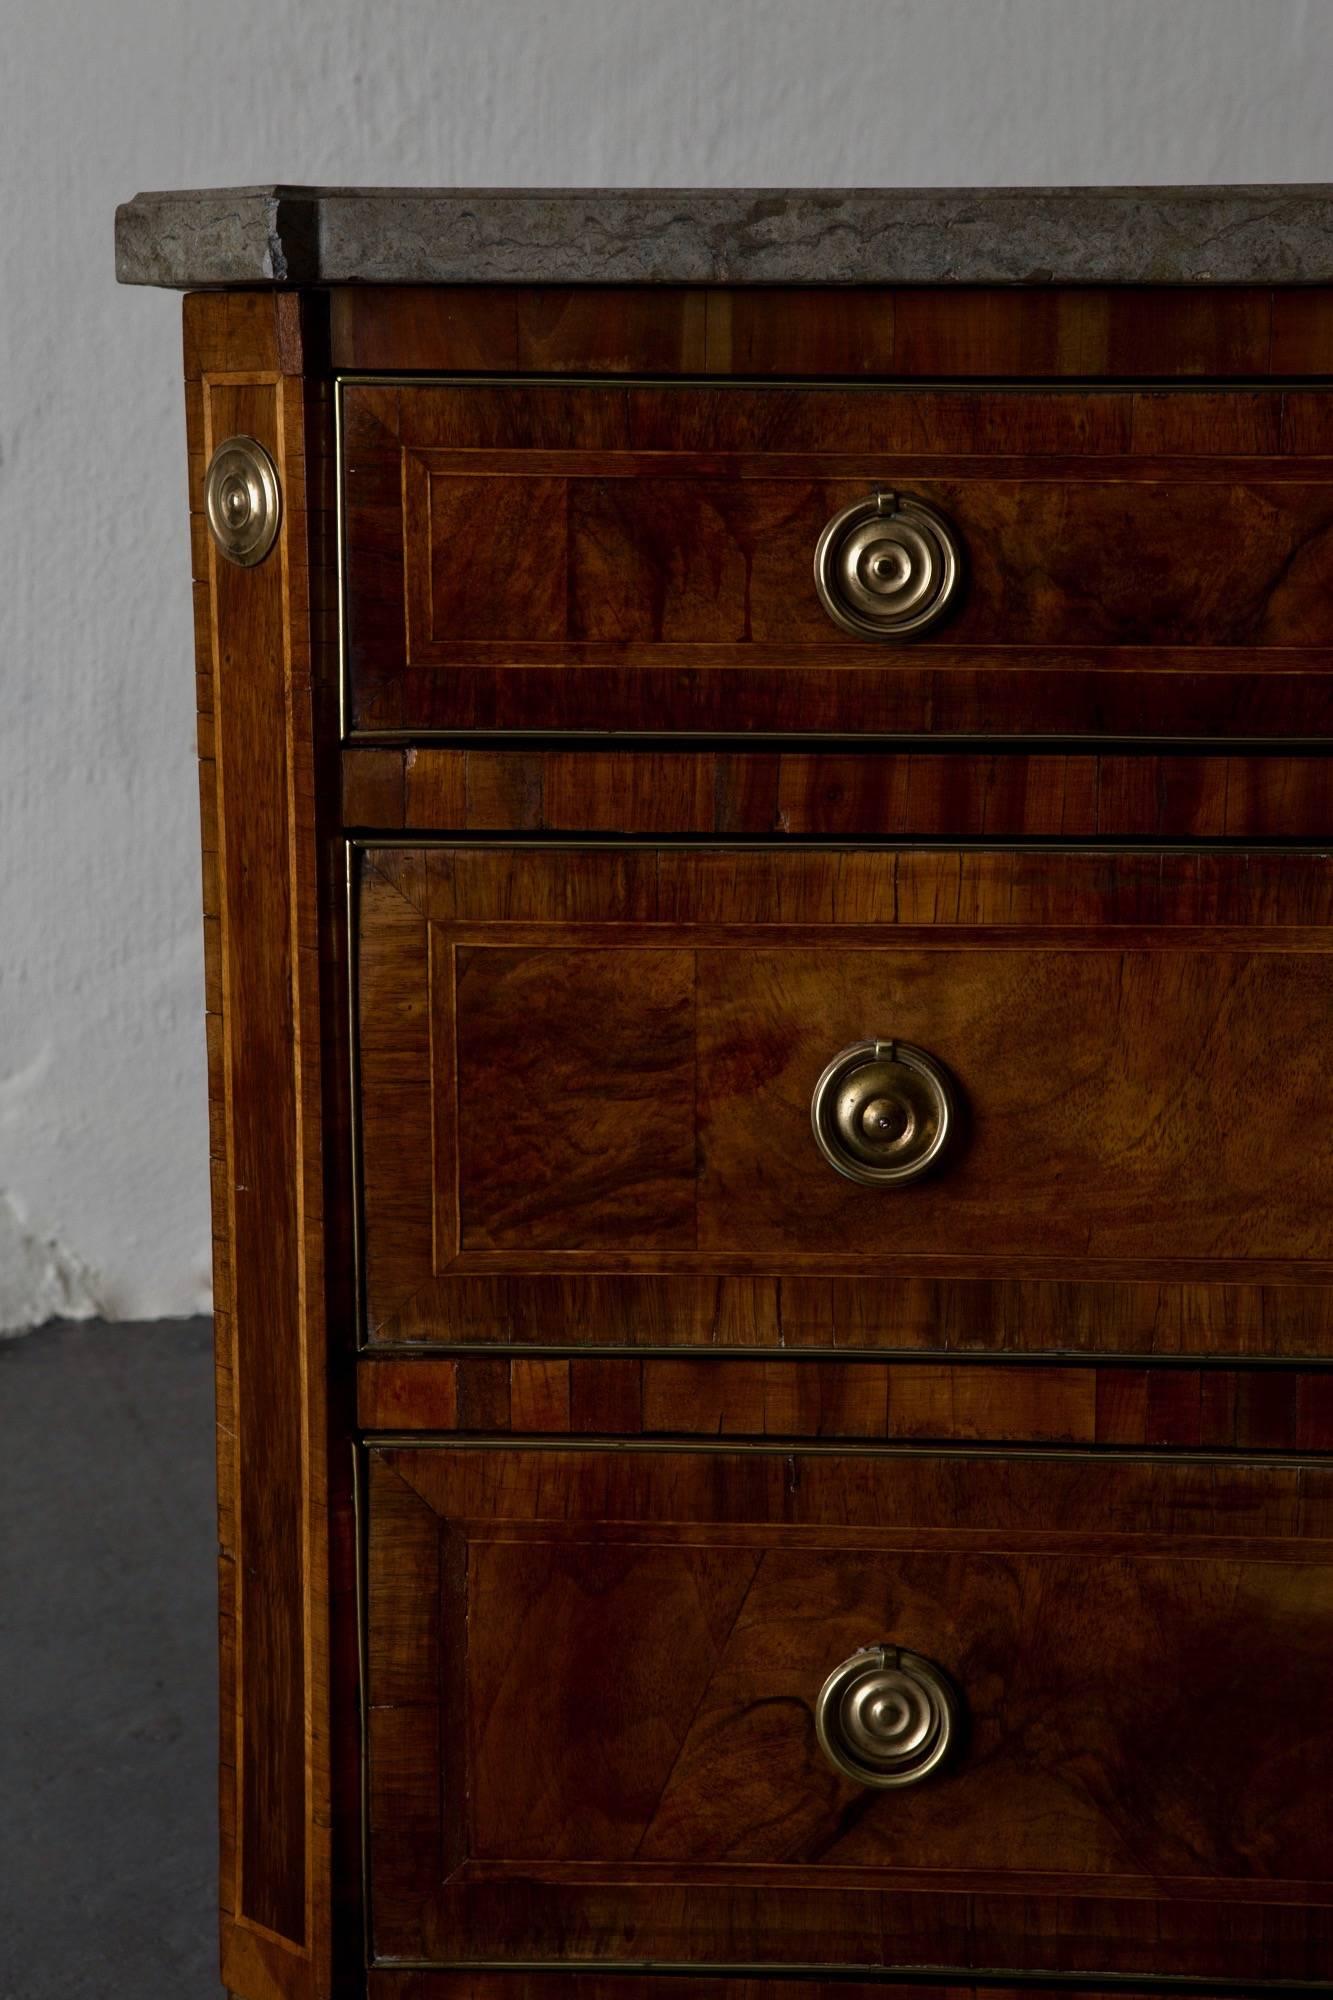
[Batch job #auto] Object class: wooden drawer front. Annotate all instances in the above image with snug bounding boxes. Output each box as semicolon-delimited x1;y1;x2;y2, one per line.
366;1443;1333;1980
342;381;1333;738
357;844;1333;1355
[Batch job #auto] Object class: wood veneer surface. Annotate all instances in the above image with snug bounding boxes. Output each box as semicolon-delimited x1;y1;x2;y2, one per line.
356;842;1333;1355
344;377;1333;738
365;1443;1333;1982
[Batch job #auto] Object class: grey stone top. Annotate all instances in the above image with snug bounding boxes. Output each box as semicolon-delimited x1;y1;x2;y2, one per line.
115;185;1333;290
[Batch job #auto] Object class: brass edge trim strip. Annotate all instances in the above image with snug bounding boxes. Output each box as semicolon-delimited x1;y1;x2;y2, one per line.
339;370;1333;392
345;730;1333;753
363;1434;1331;1468
358;1342;1333;1373
350;1440;370;1966
334;375;349;742
348;832;1333;853
346;843;367;1347
366;1959;1333;1995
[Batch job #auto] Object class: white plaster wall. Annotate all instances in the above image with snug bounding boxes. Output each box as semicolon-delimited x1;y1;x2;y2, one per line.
2;0;1332;1331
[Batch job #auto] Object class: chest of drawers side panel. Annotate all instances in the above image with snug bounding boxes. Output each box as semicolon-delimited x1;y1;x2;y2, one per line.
185;290;354;2000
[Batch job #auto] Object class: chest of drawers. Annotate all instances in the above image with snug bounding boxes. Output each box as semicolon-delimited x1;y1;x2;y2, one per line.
117;186;1333;2000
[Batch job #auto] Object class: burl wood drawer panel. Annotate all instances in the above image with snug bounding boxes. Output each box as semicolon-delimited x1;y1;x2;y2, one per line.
365;1443;1333;1981
356;843;1333;1356
341;380;1333;738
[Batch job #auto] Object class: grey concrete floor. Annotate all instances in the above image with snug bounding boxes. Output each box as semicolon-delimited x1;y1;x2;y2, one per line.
0;1318;217;1999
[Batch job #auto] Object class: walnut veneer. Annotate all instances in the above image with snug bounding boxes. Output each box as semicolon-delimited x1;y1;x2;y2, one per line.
343;377;1333;737
139;262;1333;2000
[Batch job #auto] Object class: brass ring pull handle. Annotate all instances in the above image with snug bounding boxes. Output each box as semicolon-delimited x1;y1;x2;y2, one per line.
811;1039;957;1187
814;489;962;640
815;1644;961;1789
204;435;281;568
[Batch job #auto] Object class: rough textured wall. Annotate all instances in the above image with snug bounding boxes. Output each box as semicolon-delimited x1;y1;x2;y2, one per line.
2;0;1331;1331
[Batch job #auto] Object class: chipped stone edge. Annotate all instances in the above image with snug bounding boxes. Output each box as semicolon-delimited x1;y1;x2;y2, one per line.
115;184;1333;289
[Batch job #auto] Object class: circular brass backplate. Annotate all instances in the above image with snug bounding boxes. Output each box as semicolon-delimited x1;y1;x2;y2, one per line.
810;1039;957;1187
814;489;962;640
815;1644;960;1789
205;435;281;567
